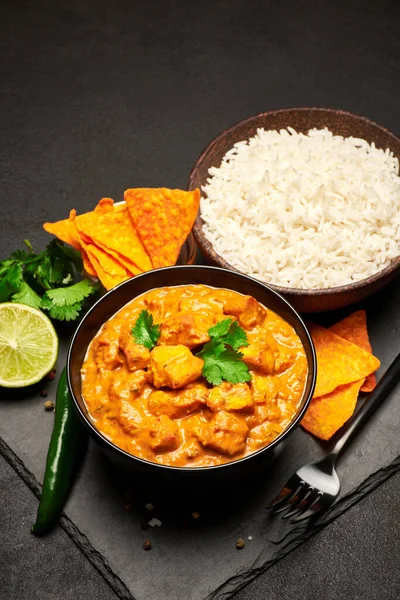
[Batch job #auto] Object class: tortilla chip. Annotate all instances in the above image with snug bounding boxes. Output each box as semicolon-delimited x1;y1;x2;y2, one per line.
330;311;377;393
302;379;365;440
76;205;152;273
308;322;380;397
43;213;82;251
67;209;98;277
124;187;200;268
94;198;115;214
83;243;132;290
43;210;98;277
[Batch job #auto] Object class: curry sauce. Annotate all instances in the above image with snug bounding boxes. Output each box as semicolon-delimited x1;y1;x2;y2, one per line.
81;285;307;467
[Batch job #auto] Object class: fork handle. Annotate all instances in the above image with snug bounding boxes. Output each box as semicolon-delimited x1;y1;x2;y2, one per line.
329;350;400;460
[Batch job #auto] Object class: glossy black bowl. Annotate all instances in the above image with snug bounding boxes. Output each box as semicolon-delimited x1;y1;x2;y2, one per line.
67;265;316;484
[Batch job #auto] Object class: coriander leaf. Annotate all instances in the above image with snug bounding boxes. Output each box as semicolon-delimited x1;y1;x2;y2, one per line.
11;281;42;309
55;241;83;272
131;310;161;350
208;318;233;340
45;302;82;322
44;279;96;307
0;263;23;302
196;339;226;360
196;320;250;385
221;320;249;350
11;249;30;262
0;259;17;277
39;295;52;311
201;348;251;386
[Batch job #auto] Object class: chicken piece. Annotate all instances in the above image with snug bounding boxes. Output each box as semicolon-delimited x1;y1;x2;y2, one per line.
117;401;143;436
93;329;123;371
250;374;278;404
158;311;218;348
119;328;150;371
246;420;284;451
199;411;249;456
206;382;254;413
143;290;170;320
147;383;208;419
109;370;150;403
274;351;295;374
148;345;204;389
215;291;266;329
145;415;181;453
241;342;275;374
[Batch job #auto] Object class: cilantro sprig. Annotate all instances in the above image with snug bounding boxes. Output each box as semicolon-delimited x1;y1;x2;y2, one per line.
0;240;99;321
131;310;161;350
196;318;251;386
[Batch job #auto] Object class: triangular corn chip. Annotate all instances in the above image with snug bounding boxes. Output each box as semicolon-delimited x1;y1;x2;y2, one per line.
329;311;377;393
124;187;200;268
308;322;380;397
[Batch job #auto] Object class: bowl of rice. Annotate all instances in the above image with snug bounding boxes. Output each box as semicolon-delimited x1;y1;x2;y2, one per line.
189;108;400;312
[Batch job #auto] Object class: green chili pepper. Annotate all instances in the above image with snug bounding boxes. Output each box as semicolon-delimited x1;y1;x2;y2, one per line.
32;367;88;535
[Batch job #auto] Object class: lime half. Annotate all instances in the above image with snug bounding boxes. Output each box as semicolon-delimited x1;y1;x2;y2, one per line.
0;303;58;388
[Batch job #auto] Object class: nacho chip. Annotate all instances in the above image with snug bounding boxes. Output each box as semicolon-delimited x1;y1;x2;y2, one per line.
43;210;97;276
43;212;82;251
67;209;97;277
302;379;365;440
124;187;200;268
330;311;377;393
94;198;115;214
308;322;380;397
76;205;152;273
83;243;132;290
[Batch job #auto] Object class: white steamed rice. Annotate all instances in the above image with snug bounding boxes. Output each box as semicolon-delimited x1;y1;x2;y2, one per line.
200;127;400;289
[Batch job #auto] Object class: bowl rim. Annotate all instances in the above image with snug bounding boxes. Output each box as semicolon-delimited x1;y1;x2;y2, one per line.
67;264;317;473
189;106;400;297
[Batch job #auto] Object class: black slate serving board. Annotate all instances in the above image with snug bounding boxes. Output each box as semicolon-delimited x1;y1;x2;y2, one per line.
1;1;400;597
1;277;400;600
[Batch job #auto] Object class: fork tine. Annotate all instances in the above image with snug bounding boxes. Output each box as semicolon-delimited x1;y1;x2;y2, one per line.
290;492;324;523
266;484;297;508
281;486;315;520
273;481;306;514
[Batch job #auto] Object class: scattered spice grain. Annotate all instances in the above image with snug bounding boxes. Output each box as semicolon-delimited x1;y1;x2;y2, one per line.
44;401;55;411
236;538;245;550
143;540;152;551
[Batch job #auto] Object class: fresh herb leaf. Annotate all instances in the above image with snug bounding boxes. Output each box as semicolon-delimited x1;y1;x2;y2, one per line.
44;279;97;307
54;241;83;272
208;318;249;350
131;310;161;350
208;318;233;340
200;347;251;386
45;302;82;322
221;320;249;350
197;339;227;360
196;319;250;385
11;281;42;309
0;263;23;302
0;240;98;322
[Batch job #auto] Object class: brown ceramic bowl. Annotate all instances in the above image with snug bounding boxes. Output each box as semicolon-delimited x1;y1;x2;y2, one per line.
189;108;400;313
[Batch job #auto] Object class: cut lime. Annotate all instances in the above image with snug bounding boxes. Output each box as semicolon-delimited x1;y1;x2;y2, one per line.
0;303;58;388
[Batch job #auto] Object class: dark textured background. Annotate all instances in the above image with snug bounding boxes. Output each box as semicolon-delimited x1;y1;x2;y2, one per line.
1;0;400;599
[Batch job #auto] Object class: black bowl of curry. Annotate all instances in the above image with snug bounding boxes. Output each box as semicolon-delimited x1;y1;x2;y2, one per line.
67;266;316;479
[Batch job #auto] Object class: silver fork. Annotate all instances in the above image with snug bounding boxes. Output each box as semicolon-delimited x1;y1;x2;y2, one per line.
267;350;400;523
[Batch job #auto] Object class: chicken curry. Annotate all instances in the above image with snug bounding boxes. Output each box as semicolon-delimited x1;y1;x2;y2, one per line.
81;285;308;467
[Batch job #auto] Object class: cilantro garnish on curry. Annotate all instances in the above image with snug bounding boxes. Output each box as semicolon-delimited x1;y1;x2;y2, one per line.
81;285;308;467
